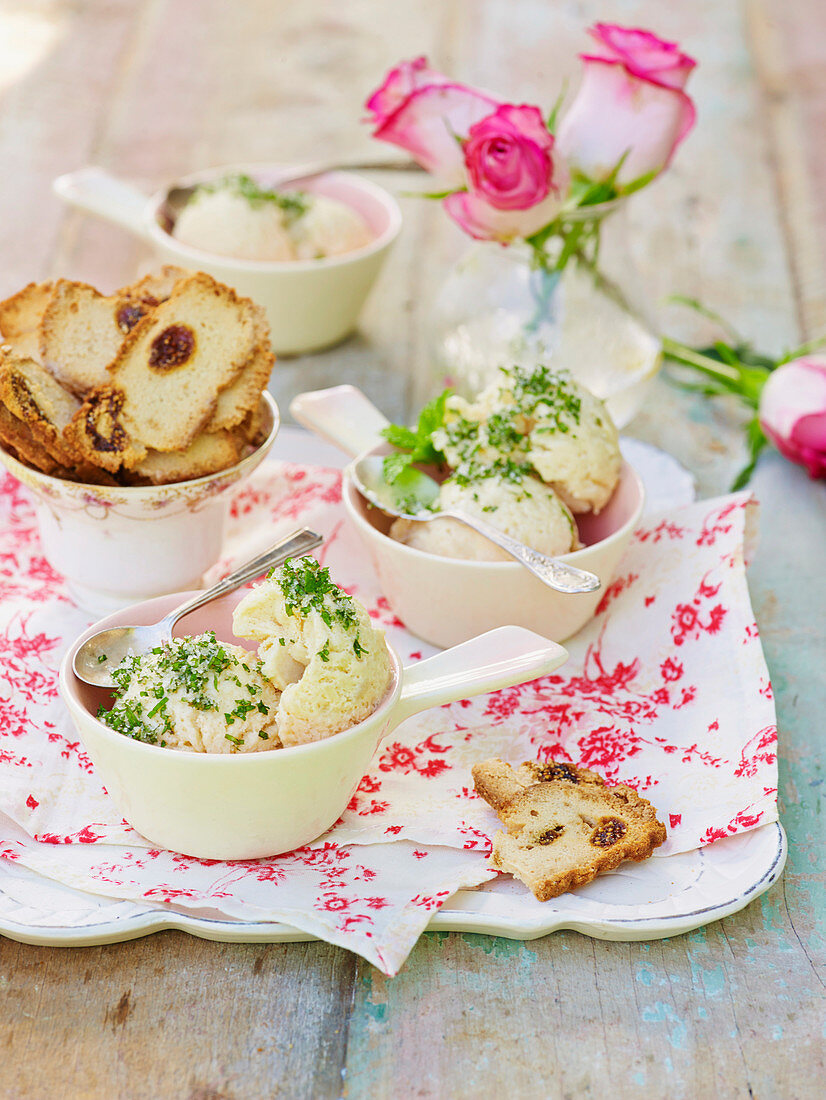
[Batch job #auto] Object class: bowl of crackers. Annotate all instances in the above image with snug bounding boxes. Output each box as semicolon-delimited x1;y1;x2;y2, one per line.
0;266;279;613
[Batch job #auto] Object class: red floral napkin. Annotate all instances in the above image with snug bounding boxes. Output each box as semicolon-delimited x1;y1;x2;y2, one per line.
0;463;777;973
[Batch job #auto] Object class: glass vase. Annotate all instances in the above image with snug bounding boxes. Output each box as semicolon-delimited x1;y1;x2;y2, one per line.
429;202;661;428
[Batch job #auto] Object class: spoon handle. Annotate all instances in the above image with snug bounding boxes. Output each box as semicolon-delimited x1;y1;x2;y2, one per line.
445;510;601;595
163;528;324;631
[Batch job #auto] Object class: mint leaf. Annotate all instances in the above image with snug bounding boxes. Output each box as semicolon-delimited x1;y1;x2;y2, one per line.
381;424;419;449
416;389;450;442
382;451;413;483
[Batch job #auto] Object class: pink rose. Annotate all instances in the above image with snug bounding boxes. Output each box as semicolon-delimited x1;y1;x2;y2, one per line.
365;58;499;186
557;23;696;185
758;357;826;478
443;105;568;242
464;105;555;210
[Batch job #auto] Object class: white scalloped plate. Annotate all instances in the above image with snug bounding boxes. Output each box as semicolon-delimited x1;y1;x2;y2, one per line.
0;822;785;946
0;434;780;947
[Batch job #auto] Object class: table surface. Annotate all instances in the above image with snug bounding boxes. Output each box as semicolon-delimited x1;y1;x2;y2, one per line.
1;1;824;1097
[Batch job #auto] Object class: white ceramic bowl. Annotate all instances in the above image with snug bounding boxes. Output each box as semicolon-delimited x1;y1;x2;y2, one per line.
53;165;402;355
292;385;645;649
344;451;644;647
59;590;568;859
0;393;279;615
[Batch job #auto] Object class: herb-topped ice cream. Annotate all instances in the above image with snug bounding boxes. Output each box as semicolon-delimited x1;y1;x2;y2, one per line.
232;557;393;747
434;365;621;514
99;632;281;753
383;365;621;561
97;559;392;753
172;174;373;262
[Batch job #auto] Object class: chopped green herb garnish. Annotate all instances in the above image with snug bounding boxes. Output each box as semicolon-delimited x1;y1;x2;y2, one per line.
270;558;360;635
194;173;309;224
98;631;272;748
318;640;330;662
97;654;107;663
225;733;243;747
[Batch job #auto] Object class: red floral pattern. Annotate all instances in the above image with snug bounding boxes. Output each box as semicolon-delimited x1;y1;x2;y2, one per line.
0;466;779;974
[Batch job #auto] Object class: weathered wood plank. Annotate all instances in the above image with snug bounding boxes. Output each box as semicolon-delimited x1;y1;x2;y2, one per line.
0;0;824;1096
0;933;357;1099
0;0;146;296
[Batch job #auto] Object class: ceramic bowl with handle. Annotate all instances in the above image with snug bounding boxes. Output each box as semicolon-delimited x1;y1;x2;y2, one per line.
59;589;568;860
0;393;279;616
53;165;402;355
291;385;645;648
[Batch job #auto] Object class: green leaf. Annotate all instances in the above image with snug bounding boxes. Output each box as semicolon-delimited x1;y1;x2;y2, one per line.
546;84;567;133
382;451;413;484
381;423;419;450
617;168;658;196
730;417;769;490
667;295;742;342
416;389;450;441
401;188;460;201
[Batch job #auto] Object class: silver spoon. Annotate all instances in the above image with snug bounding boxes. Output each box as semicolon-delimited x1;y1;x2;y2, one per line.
73;528;323;689
161;157;421;225
350;455;601;595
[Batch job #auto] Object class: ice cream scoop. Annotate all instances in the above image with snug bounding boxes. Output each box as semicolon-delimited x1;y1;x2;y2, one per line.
349;455;600;594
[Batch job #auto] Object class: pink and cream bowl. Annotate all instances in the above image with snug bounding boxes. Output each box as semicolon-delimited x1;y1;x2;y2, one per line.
0;393;279;616
59;590;568;860
54;164;403;355
291;385;647;649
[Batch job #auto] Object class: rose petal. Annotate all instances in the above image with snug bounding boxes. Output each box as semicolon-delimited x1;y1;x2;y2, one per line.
373;83;500;186
587;23;696;90
557;57;695;184
443;186;566;242
365;57;451;123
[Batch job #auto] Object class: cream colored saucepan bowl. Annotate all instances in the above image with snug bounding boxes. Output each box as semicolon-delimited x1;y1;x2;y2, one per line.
59;589;567;860
53;164;402;355
291;385;645;648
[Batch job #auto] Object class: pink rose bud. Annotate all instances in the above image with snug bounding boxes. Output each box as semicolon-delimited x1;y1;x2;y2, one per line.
758;357;826;478
365;57;499;187
443;104;568;243
557;23;697;186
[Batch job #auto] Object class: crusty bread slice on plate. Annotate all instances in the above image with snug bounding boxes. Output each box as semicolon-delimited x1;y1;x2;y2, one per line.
472;758;666;901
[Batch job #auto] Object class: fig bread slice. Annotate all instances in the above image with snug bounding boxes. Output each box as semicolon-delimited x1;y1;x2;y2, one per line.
0;353;81;467
104;271;258;456
40;280;161;396
472;757;666;901
0;281;54;339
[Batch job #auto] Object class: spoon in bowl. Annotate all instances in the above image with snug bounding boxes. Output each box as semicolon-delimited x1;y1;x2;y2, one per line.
349;455;600;595
73;528;323;689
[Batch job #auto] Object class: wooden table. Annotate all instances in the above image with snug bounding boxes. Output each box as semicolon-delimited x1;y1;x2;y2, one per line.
1;1;824;1096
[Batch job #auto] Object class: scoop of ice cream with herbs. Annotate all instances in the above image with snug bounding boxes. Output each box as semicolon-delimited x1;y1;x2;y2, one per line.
98;558;393;753
383;365;621;561
172;174;373;262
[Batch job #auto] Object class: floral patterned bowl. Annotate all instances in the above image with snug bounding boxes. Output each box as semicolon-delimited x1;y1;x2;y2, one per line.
0;392;279;615
59;590;567;859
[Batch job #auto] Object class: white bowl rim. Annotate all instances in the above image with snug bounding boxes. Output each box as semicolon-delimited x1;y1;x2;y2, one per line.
59;623;404;765
147;164;404;274
0;391;280;497
342;457;646;572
